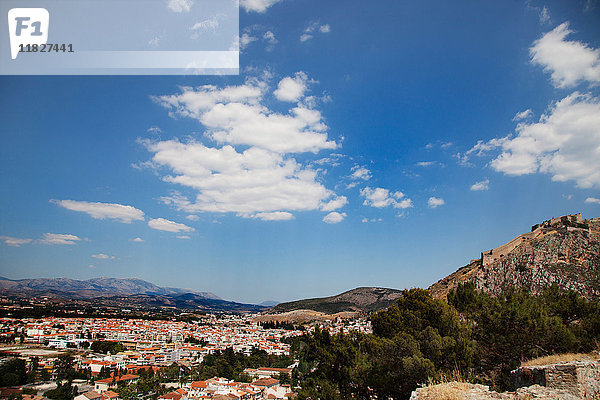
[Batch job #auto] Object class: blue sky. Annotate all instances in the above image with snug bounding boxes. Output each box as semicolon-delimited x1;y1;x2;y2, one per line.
1;0;600;304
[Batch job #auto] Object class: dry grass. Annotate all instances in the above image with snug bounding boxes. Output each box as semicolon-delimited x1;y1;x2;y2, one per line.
416;382;484;400
521;352;599;367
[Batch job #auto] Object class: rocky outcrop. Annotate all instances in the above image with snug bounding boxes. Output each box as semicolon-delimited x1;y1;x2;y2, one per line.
409;382;579;400
429;215;600;300
512;360;600;399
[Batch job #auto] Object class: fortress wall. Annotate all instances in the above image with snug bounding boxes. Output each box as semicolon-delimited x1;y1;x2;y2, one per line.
482;229;541;266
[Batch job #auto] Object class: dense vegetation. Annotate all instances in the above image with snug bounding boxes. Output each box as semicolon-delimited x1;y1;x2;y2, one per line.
289;286;600;399
90;340;125;354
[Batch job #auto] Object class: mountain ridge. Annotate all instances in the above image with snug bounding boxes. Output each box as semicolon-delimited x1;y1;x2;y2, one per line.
267;286;403;314
0;276;221;300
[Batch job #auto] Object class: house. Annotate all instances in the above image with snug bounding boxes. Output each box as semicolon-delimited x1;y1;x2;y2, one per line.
94;374;139;393
75;390;120;400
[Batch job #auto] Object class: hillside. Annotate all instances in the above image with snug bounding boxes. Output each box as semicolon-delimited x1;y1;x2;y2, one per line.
0;276;220;299
267;287;403;314
429;213;600;300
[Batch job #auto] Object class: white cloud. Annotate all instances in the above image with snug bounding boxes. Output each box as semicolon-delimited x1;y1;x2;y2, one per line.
249;211;294;221
129;237;144;243
585;197;600;204
530;22;600;88
240;0;281;13
168;0;193;13
320;196;348;212
177;235;191;239
88;264;96;269
146;75;344;220
92;253;115;260
52;200;144;223
148;37;160;47
274;72;309;102
513;109;533;121
361;217;382;223
0;236;32;247
539;6;551;24
190;17;220;39
40;233;81;245
361;187;413;209
148;218;195;233
240;33;257;50
428;197;445;208
323;212;346;224
471;93;600;188
416;161;436;167
153;79;336;154
350;165;372;181
470;179;490;191
301;22;331;42
186;215;200;221
300;33;313;43
263;30;277;44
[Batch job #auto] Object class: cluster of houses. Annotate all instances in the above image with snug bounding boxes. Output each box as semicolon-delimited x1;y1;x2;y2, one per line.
159;376;292;400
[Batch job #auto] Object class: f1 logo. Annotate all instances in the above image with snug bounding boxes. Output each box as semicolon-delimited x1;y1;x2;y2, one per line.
8;8;49;60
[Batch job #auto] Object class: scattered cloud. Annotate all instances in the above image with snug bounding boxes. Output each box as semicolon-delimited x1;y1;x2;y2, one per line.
0;236;32;247
51;200;144;223
530;22;600;88
190;16;220;39
513;109;533;121
186;215;200;221
428;197;445;208
240;0;281;13
274;72;309;102
361;187;413;209
39;233;82;245
466;93;600;189
350;165;372;181
91;253;115;260
539;6;551;24
300;22;331;42
148;37;160;47
361;218;382;223
240;33;258;50
147;126;162;134
323;212;346;224
88;264;96;269
177;235;191;239
239;26;278;52
167;0;192;13
470;179;490;191
249;211;294;221
586;197;600;204
148;218;195;233
320;196;348;212
129;237;144;243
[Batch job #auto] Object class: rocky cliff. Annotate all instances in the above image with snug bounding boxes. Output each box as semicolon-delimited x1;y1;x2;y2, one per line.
429;214;600;300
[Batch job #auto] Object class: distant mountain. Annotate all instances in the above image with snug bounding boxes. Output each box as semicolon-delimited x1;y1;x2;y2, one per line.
0;276;220;300
259;300;280;307
268;287;403;314
429;213;600;300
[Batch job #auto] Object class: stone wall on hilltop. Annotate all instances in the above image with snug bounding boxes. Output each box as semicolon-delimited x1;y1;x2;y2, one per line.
429;214;600;300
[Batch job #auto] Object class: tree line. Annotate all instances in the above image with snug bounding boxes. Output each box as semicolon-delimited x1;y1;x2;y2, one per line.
288;285;600;399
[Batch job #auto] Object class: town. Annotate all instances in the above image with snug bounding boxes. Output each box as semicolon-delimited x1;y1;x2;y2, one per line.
0;312;372;400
